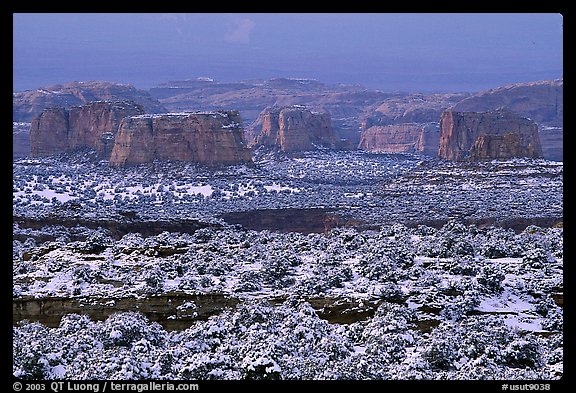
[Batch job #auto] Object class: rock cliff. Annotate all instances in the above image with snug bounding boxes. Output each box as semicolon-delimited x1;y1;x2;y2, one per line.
361;93;470;128
438;110;543;161
248;106;337;152
109;111;253;167
13;80;167;122
30;100;144;158
450;79;563;127
29;107;71;157
358;123;440;156
450;79;562;161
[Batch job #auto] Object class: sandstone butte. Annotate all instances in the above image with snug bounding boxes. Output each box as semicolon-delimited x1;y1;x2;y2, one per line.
438;110;543;161
357;123;440;156
109;111;253;167
30;101;253;166
248;106;337;152
30;100;145;158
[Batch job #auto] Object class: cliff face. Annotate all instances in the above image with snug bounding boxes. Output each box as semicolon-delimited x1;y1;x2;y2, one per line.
13;80;167;122
361;93;470;128
450;79;562;161
29;108;70;157
109;111;253;167
249;106;337;152
450;79;563;127
438;110;543;161
68;101;145;155
29;100;144;158
358;123;440;156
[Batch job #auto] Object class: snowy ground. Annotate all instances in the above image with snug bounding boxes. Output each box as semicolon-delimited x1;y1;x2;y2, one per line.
13;151;563;380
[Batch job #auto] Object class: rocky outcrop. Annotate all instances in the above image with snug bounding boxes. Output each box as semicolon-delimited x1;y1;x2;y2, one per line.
109;111;253;167
30;100;144;158
151;78;397;145
450;79;563;161
438;110;543;160
451;79;563;127
361;93;470;128
29;108;71;157
248;106;337;152
13;80;167;122
358;123;440;156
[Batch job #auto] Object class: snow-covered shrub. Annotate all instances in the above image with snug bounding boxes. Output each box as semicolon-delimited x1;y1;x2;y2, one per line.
377;282;405;302
503;337;544;369
13;239;24;261
236;271;263;292
434;220;475;258
143;266;166;293
241;353;282;380
415;225;437;236
260;255;294;289
447;255;480;276
72;265;96;285
476;263;505;293
193;227;217;243
541;307;563;332
114;233;145;255
100;312;166;348
332;228;367;251
440;290;480;321
80;231;112;254
357;253;397;281
475;227;521;258
545;227;563;258
522;248;554;269
13;322;54;379
534;296;556;317
187;253;231;277
421;334;458;370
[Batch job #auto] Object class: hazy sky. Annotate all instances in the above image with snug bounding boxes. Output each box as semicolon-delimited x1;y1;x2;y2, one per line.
13;13;563;93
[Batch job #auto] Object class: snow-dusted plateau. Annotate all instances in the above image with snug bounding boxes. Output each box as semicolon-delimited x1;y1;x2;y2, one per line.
13;150;563;380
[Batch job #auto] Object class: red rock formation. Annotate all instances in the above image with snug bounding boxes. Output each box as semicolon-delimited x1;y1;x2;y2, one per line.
450;79;563;161
438;110;543;161
13;80;167;122
29;108;70;157
249;106;337;152
451;79;563;127
358;123;440;155
29;100;144;158
67;101;144;155
109;111;253;167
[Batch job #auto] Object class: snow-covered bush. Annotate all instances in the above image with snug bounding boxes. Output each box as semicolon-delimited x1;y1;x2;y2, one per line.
503;337;544;369
475;227;521;258
476;263;505;293
440;290;480;321
81;231;112;254
522;248;554;269
447;255;480;276
236;271;263;292
143;266;166;293
541;307;563;332
100;312;166;348
13;322;54;379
